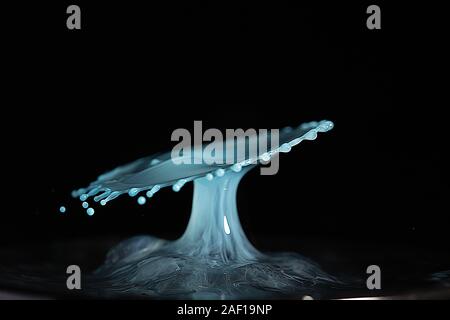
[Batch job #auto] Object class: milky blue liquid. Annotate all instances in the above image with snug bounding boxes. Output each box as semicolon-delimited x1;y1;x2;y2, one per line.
70;120;340;299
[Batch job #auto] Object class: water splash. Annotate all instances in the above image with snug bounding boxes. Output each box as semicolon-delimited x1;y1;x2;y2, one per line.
71;120;340;299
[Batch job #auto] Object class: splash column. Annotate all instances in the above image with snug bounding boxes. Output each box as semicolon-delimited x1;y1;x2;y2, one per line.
177;167;260;263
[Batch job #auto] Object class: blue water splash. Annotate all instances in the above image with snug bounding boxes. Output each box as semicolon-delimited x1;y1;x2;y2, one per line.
70;120;339;299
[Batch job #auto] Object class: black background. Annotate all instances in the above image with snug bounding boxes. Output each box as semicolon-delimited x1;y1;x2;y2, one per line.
2;1;449;279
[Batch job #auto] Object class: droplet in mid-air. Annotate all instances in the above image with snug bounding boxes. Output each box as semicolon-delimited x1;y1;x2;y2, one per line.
59;206;66;213
137;196;146;205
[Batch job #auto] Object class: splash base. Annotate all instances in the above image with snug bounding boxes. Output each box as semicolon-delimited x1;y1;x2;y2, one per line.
87;235;339;299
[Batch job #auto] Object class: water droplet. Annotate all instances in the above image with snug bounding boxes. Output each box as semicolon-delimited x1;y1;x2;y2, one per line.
137;196;146;205
173;179;187;192
86;208;95;216
128;188;139;197
224;216;231;235
321;121;334;131
79;194;88;201
327;121;334;130
206;173;214;181
317;121;332;132
146;185;161;198
231;164;242;172
216;169;225;177
82;202;89;209
100;200;107;206
59;206;66;213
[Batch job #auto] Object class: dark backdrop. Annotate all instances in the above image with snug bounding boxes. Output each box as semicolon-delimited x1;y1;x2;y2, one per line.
2;2;449;270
